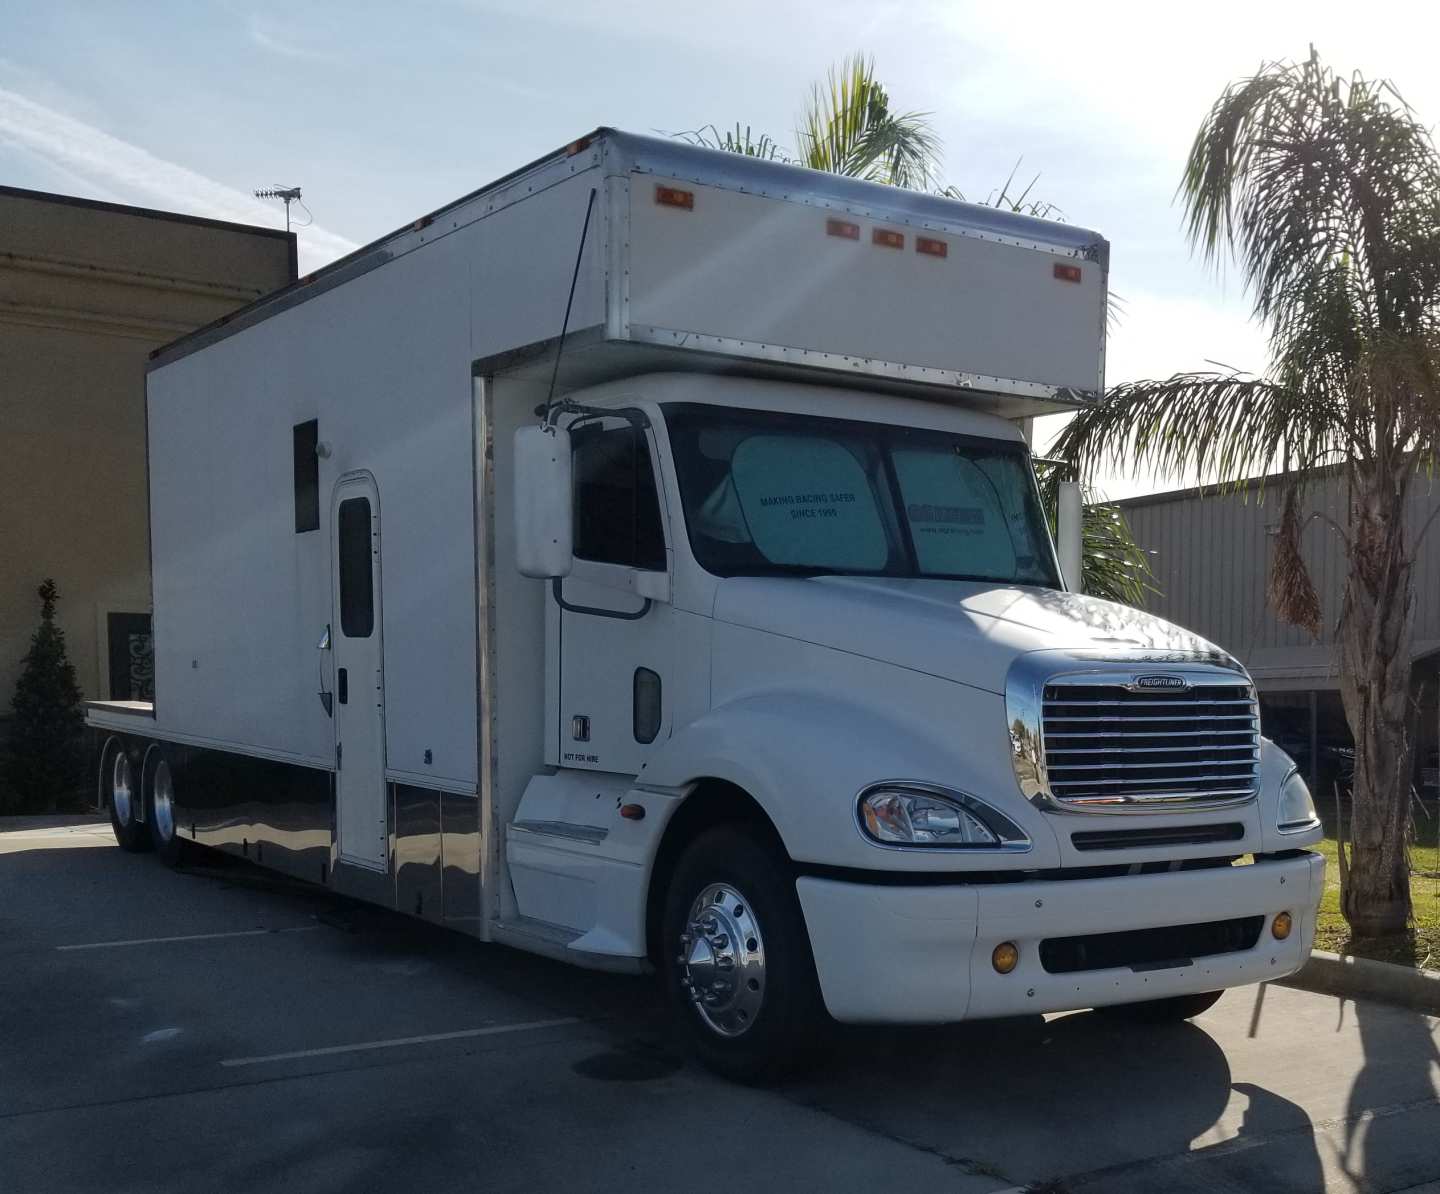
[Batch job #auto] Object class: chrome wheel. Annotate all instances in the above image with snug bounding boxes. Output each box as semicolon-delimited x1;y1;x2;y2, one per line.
111;753;134;827
151;759;175;842
679;882;766;1038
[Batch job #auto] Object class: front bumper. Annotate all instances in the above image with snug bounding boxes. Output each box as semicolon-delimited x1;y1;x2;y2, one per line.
796;851;1323;1024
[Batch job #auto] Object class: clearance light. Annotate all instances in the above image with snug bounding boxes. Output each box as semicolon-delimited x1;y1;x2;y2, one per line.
1053;262;1083;283
916;236;948;258
992;943;1020;974
1272;911;1293;941
826;218;860;240
872;228;904;250
655;185;694;210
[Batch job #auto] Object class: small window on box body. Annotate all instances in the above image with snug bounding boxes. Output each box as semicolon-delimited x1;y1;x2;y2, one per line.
337;497;374;637
294;420;320;532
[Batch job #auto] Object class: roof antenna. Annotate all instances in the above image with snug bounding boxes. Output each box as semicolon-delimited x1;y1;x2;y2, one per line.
254;186;303;232
542;186;598;429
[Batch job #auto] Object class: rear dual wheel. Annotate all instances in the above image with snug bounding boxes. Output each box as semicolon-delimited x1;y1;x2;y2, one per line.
142;748;187;867
105;742;149;853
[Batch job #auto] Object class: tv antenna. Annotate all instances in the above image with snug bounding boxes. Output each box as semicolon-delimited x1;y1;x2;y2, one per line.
254;185;304;232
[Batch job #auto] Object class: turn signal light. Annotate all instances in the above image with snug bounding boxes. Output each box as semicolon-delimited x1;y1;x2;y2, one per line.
1053;262;1083;283
1271;911;1293;940
655;185;694;210
992;942;1020;974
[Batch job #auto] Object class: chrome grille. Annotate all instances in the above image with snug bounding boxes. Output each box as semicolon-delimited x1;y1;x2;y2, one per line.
1041;680;1260;809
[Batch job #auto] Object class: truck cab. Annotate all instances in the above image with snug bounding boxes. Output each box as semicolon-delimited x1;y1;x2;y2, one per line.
505;371;1324;1079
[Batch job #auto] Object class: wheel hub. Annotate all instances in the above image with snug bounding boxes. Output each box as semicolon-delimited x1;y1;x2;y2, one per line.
111;754;133;827
152;760;175;842
679;882;765;1037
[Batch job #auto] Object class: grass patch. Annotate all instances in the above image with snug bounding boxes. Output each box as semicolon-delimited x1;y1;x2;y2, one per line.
1310;795;1440;969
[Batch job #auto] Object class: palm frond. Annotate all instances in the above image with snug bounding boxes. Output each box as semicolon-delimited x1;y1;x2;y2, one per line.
675;123;789;162
1052;371;1342;490
1180;48;1440;343
795;53;939;188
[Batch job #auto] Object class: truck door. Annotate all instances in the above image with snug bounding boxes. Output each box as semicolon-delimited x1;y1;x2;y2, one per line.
331;473;388;870
556;417;674;776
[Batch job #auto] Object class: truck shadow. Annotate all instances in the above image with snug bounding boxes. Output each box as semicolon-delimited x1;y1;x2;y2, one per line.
782;1008;1325;1191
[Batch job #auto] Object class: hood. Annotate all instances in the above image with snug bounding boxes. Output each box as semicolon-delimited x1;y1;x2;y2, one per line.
713;576;1232;694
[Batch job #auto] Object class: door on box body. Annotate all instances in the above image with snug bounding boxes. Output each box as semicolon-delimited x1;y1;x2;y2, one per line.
331;473;388;869
555;415;673;776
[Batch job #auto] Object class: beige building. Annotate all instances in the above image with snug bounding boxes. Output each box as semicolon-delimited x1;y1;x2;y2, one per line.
1;186;295;717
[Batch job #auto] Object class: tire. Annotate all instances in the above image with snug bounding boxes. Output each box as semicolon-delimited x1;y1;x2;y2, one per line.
143;747;188;867
104;742;150;853
662;825;828;1083
1098;990;1223;1024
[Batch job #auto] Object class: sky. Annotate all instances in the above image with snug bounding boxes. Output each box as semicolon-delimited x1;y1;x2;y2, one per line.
4;0;1439;498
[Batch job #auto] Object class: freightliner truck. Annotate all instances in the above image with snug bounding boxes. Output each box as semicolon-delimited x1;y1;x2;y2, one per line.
87;130;1325;1080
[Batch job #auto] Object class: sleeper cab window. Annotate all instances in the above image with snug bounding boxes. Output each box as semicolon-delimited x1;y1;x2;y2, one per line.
337;497;374;638
572;423;665;570
293;419;320;532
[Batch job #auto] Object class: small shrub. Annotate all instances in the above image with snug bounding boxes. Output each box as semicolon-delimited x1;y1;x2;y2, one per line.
4;579;85;813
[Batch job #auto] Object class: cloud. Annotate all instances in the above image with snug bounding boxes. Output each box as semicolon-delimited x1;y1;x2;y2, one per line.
246;16;335;63
0;86;357;272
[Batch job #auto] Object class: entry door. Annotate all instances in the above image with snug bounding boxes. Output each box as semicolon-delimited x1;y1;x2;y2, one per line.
556;418;673;776
331;474;388;870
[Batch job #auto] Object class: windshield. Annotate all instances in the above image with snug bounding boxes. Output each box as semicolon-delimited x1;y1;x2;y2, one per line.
663;403;1061;587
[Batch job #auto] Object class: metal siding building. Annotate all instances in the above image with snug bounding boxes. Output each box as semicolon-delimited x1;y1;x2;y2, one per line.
1119;471;1440;794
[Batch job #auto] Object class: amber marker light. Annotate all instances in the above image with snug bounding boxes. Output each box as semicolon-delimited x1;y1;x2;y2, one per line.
655;185;694;210
1272;912;1293;940
992;942;1020;974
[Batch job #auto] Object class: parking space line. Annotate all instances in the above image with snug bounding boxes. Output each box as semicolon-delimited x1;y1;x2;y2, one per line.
56;926;321;951
219;1017;582;1068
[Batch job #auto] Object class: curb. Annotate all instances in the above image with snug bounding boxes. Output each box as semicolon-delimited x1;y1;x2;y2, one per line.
1278;949;1440;1015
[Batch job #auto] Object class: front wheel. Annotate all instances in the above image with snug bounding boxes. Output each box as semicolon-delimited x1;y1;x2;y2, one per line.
662;826;828;1083
1098;990;1223;1024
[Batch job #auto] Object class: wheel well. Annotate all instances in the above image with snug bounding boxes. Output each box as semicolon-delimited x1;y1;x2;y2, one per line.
645;778;785;966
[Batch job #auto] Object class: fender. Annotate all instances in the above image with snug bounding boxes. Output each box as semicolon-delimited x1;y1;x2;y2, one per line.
639;687;1064;872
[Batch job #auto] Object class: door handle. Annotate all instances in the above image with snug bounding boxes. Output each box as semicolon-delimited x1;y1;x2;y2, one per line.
337;668;349;705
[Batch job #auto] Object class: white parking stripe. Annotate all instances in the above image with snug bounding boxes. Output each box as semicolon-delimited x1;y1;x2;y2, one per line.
56;926;320;951
219;1018;582;1067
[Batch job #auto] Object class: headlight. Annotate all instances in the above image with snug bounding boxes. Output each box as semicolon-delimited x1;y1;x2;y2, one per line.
857;784;1030;850
1277;768;1318;831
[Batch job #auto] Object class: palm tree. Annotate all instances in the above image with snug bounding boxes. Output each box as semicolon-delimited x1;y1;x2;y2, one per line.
682;55;1154;604
1055;50;1440;938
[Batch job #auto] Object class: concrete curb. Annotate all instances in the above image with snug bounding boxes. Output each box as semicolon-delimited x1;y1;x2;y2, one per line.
1278;949;1440;1015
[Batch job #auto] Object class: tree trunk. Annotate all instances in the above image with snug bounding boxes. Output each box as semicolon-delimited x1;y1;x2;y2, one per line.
1337;466;1414;938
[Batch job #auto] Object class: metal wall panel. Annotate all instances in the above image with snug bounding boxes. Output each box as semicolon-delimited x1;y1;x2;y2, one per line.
1121;469;1440;686
394;783;442;923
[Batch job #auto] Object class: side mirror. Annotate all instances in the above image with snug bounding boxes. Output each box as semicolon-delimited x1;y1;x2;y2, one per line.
1056;479;1083;594
514;424;573;579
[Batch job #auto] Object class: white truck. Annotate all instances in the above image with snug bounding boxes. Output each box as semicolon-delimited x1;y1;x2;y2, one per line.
87;129;1324;1080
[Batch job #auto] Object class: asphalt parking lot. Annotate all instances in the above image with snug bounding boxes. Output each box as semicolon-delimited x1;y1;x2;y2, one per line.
3;820;1438;1194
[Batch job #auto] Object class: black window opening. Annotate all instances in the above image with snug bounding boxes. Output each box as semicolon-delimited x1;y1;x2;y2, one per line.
293;420;320;533
572;423;666;570
106;612;154;702
337;497;374;637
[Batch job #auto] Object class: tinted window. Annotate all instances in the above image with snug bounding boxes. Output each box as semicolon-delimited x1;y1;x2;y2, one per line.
572;424;665;570
664;403;1058;586
337;497;374;637
293;420;319;533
